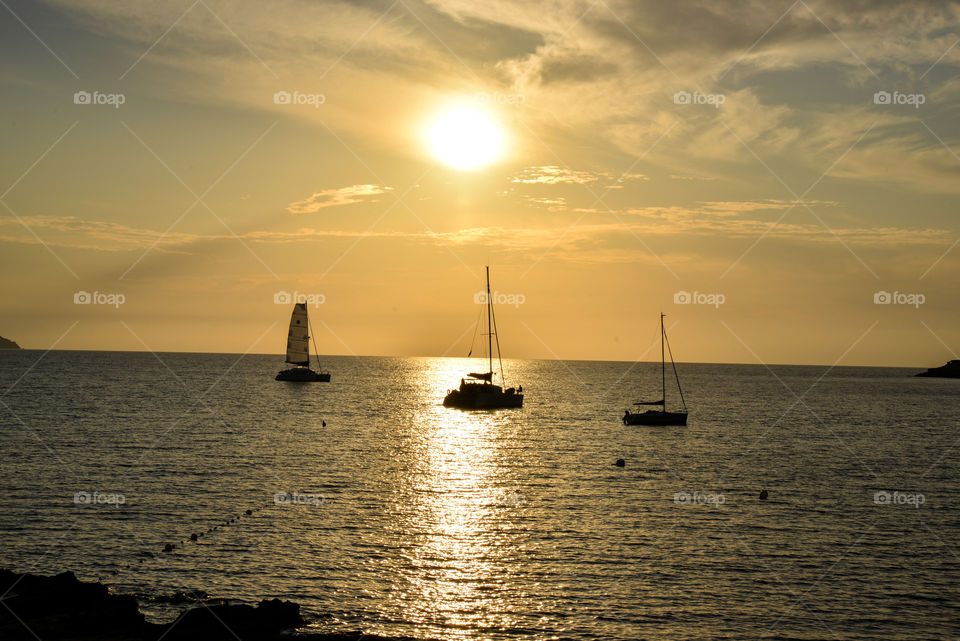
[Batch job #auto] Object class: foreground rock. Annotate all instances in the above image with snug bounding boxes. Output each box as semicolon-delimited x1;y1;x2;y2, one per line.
0;569;301;640
915;360;960;378
0;569;430;641
0;569;150;640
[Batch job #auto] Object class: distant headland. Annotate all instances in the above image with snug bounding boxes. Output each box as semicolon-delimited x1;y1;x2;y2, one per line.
0;336;21;349
915;360;960;378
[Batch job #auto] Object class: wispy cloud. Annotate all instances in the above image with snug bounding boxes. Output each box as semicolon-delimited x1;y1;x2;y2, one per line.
285;184;392;214
510;165;607;184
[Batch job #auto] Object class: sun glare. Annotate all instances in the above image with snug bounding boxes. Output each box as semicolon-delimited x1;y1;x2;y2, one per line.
425;106;505;170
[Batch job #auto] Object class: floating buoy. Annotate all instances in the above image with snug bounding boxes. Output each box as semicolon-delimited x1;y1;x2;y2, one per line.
615;459;625;467
245;509;252;515
163;543;174;552
759;489;769;500
190;533;198;541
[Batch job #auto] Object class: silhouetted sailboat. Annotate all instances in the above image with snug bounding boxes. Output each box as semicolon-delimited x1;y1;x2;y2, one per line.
443;266;523;409
623;313;687;426
276;303;330;382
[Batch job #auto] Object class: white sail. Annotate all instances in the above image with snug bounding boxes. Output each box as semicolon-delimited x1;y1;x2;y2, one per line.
285;303;310;366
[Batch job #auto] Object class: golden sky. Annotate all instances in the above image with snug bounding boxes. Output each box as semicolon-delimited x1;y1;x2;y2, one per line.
1;0;959;366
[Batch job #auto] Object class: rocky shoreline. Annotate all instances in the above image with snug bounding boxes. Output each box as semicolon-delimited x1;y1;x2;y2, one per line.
0;569;426;641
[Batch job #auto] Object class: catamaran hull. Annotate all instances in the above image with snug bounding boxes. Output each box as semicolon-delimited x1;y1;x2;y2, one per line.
624;411;687;426
276;368;331;382
443;391;523;409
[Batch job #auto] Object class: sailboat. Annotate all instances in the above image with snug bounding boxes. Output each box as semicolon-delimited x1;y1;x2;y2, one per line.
443;266;523;409
275;302;331;382
622;313;687;426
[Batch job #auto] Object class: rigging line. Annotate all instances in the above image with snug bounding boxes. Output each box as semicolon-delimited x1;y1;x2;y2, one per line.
467;301;483;357
490;294;506;385
663;328;686;411
307;313;322;370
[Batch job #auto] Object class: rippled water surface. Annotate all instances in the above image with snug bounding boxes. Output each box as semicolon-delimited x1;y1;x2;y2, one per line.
1;351;958;639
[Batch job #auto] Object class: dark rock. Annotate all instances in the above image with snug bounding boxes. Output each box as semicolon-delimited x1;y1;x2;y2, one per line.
916;360;960;378
0;569;305;641
168;598;301;640
0;336;20;349
0;569;148;640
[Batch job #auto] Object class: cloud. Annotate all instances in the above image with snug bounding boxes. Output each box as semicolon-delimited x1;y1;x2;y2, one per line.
510;165;607;184
285;184;392;214
523;195;567;210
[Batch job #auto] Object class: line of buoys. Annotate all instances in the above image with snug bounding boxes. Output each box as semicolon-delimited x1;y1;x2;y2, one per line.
156;501;274;558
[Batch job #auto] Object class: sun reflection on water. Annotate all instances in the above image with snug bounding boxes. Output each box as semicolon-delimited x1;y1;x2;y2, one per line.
388;357;527;639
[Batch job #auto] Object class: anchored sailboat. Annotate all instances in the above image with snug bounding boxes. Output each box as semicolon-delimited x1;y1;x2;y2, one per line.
622;313;687;426
443;266;523;409
275;302;331;382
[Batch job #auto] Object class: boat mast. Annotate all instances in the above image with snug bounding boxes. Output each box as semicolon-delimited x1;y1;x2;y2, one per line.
660;312;666;409
486;266;493;378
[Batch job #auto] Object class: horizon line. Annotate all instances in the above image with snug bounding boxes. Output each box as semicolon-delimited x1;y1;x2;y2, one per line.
0;347;934;371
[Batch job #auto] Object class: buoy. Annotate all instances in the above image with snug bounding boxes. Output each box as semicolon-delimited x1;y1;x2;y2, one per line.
759;489;769;500
163;544;174;552
615;459;626;467
245;509;252;515
190;533;198;541
322;420;326;427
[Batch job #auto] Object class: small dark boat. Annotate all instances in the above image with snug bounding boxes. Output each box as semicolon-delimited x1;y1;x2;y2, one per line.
443;266;523;410
276;302;331;382
622;313;688;426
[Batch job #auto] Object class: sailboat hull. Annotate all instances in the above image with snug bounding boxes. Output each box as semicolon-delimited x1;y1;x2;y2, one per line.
443;385;523;409
624;411;687;426
276;368;330;382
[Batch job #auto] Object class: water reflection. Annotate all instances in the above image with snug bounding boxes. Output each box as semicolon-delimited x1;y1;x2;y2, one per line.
391;357;525;639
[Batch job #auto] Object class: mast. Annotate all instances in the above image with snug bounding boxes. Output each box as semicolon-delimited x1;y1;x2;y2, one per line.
660;313;666;409
486;266;493;377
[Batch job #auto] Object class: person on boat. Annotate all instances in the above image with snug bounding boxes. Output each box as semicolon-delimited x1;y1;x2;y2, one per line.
623;410;630;425
517;385;522;393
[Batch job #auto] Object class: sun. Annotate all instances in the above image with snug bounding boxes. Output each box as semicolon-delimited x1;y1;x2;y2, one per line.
425;106;505;170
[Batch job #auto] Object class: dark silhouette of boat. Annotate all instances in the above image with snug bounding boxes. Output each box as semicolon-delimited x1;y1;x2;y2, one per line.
275;303;330;382
443;266;523;409
915;360;960;378
622;313;688;426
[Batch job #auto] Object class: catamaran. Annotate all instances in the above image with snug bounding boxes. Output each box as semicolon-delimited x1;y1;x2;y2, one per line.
443;266;523;409
276;302;331;382
622;313;687;426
